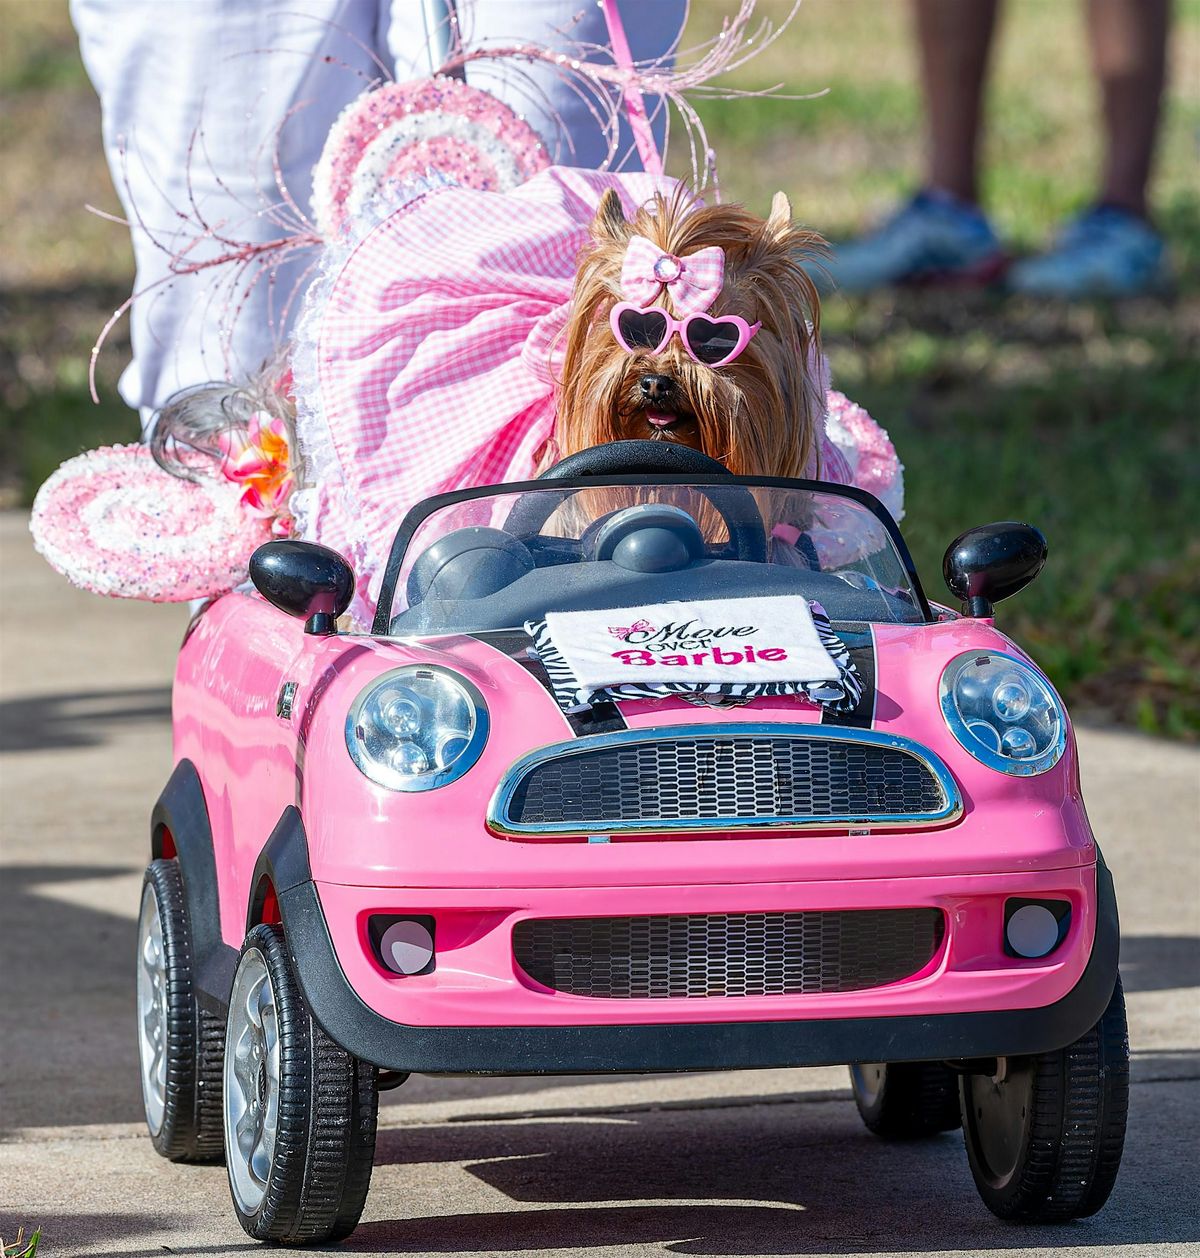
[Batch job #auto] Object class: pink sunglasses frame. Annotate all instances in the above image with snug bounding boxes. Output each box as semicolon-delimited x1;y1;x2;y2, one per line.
608;302;761;368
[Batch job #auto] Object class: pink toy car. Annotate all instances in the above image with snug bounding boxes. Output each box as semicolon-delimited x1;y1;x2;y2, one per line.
134;442;1127;1245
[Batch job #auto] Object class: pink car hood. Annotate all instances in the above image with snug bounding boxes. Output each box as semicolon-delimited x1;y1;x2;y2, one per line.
173;594;1094;915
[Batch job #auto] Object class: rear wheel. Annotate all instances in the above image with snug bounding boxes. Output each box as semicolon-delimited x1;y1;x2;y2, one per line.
961;977;1129;1221
849;1061;962;1139
223;923;378;1245
136;860;225;1162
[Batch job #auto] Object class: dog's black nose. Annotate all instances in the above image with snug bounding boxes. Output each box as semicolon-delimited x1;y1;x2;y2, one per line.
639;374;675;402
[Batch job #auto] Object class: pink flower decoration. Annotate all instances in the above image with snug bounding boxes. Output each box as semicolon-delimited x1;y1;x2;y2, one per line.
217;413;295;535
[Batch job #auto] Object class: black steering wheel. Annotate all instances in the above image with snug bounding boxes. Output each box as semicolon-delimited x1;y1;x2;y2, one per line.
503;440;768;562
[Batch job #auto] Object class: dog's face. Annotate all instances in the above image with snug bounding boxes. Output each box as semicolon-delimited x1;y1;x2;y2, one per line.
555;187;827;479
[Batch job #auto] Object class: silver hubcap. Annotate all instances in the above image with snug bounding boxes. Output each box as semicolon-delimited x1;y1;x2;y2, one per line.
136;883;169;1135
850;1062;887;1108
224;948;281;1215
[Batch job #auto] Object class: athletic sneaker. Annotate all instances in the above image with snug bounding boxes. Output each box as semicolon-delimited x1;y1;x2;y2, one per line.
810;190;1006;294
1007;205;1169;298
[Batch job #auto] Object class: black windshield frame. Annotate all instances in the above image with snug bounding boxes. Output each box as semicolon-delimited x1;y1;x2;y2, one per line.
370;474;933;634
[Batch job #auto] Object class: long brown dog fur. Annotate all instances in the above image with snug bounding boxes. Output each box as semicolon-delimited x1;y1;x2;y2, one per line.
554;185;827;478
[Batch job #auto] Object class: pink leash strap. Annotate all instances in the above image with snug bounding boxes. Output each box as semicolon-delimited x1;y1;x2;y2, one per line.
600;0;664;176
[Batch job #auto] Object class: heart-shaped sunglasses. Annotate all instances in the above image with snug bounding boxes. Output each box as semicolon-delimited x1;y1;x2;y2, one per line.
609;302;761;368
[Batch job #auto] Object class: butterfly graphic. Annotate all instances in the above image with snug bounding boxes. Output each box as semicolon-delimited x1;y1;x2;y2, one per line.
608;619;655;641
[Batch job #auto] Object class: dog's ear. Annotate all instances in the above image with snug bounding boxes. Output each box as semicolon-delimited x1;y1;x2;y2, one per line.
765;191;793;239
593;188;630;243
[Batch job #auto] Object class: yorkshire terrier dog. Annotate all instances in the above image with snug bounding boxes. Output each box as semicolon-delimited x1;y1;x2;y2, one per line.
555;186;828;479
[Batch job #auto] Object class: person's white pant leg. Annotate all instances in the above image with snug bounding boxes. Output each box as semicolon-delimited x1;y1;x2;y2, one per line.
382;0;687;169
71;0;389;423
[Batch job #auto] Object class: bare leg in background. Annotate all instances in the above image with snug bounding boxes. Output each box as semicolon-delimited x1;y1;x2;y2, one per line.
914;0;1001;205
1087;0;1170;218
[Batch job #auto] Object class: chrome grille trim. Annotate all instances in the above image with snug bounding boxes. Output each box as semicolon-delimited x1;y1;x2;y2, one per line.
487;724;962;837
514;908;947;998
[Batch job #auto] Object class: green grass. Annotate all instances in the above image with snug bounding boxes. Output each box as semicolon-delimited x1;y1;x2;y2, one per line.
1;283;138;497
2;0;1197;736
672;0;1200;737
818;287;1199;737
1;1225;41;1258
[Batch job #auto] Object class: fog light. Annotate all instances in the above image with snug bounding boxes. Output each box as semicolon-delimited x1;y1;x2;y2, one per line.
1004;900;1070;958
370;915;435;976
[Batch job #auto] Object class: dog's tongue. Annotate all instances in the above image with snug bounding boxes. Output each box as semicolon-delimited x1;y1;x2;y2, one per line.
646;410;677;429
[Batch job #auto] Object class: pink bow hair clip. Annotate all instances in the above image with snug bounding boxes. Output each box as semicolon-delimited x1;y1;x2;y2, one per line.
620;235;724;316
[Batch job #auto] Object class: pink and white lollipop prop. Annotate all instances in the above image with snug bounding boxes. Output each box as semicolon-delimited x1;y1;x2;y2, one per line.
30;444;272;602
311;78;550;239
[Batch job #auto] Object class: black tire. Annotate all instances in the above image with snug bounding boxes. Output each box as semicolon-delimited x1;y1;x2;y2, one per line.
849;1061;962;1139
961;976;1129;1221
136;859;225;1162
224;923;378;1245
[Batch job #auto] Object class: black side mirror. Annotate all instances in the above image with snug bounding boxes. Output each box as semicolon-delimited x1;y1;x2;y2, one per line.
943;522;1047;618
249;540;355;635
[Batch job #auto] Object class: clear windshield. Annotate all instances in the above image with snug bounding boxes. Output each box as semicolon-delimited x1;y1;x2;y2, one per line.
384;481;925;635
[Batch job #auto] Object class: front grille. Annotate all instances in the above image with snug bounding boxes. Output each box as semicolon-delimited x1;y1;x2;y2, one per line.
514;909;946;999
492;728;956;836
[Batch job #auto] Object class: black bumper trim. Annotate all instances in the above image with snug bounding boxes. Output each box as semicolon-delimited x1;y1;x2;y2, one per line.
262;809;1121;1074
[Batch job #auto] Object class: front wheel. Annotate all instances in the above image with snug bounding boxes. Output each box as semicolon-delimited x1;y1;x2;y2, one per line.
223;923;378;1245
962;976;1129;1221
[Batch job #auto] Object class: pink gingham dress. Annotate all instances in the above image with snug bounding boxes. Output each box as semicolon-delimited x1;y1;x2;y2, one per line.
293;166;901;618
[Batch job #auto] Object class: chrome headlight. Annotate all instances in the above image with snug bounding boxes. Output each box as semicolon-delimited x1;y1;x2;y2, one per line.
939;651;1065;775
345;666;488;791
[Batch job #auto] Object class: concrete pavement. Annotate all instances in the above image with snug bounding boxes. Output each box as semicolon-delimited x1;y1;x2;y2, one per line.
2;511;1198;1257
